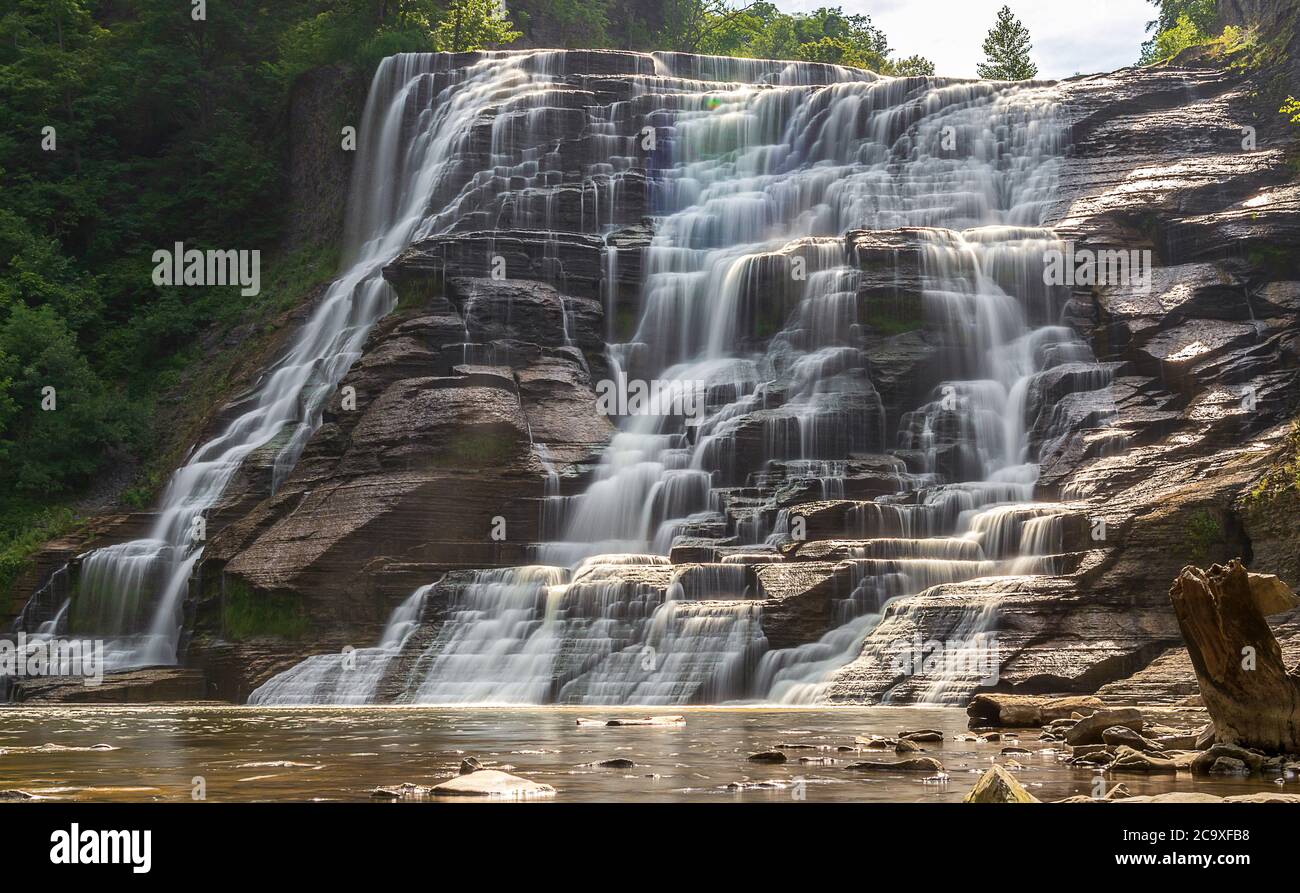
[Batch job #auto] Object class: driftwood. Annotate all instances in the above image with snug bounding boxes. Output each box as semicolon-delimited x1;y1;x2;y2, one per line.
1168;559;1300;753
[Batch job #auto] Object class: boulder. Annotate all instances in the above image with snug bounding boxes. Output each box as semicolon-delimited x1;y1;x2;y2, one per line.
1189;743;1266;775
962;765;1040;803
1107;745;1178;773
429;769;556;799
1063;708;1145;746
967;694;1106;728
899;729;944;742
1101;726;1166;752
747;751;787;764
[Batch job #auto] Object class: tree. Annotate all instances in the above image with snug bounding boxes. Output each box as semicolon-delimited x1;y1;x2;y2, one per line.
891;54;935;77
975;5;1037;81
433;0;522;52
1139;0;1216;63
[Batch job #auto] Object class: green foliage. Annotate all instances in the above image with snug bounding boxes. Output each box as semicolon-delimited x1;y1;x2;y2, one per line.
433;0;521;52
1282;96;1300;126
650;2;928;75
976;5;1037;81
892;55;936;77
1245;421;1300;508
1145;13;1210;63
0;505;78;596
221;578;309;640
1139;0;1216;63
1184;509;1223;563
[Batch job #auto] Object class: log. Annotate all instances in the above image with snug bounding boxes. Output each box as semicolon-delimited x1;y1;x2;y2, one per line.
1167;559;1300;753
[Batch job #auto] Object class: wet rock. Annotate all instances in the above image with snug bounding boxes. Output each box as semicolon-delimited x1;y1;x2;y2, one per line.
894;739;922;754
1107;745;1177;773
1101;726;1166;752
1000;746;1032;755
1223;792;1300;803
747;751;787;764
962;765;1039;803
589;758;636;769
577;715;685;727
1063;708;1144;746
898;729;943;742
371;782;433;800
1190;743;1266;775
1118;792;1226;804
1069;748;1116;766
0;790;36;801
845;757;945;773
459;757;483;775
429;769;556;799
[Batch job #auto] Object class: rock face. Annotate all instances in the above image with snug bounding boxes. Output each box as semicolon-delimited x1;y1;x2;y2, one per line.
824;57;1300;705
1168;560;1300;753
188;278;616;699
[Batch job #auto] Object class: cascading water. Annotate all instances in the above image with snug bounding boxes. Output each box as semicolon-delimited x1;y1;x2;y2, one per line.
247;51;1110;707
16;53;592;669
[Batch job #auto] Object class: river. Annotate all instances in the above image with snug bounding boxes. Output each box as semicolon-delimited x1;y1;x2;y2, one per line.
0;705;1285;803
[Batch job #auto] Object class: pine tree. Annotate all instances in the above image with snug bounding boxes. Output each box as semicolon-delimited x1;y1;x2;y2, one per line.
976;5;1038;80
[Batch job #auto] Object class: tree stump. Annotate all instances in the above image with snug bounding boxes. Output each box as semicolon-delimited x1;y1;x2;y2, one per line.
1168;559;1300;753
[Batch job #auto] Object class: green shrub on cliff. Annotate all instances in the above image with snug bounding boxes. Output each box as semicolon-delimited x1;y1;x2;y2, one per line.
1245;421;1300;508
221;579;309;640
1183;509;1223;563
1283;96;1300;125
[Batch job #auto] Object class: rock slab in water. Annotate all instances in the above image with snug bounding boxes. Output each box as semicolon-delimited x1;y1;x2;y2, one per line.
747;751;787;764
966;694;1104;727
845;757;944;773
429;770;556;799
579;716;685;727
1168;560;1300;753
962;765;1039;803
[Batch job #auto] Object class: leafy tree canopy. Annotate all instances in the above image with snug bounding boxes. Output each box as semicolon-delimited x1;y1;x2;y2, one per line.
975;5;1038;81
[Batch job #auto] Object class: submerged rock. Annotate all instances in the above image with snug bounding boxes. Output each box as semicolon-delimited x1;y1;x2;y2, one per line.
581;716;685;727
747;751;787;764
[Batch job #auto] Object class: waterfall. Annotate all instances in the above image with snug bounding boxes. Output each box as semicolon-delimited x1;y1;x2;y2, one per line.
246;585;430;705
248;51;1108;707
14;53;575;669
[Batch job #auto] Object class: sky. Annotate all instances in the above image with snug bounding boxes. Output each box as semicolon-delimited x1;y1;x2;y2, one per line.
776;0;1158;80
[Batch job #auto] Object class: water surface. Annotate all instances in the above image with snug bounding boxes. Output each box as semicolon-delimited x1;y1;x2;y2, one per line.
0;705;1287;803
